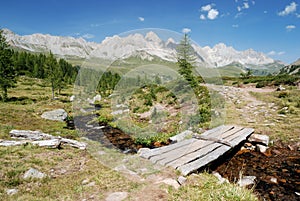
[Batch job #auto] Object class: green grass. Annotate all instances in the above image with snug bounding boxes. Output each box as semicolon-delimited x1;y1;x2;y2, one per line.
0;76;260;200
169;173;258;201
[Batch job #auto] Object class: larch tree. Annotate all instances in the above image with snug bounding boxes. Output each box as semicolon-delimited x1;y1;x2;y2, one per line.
0;30;16;101
176;33;197;88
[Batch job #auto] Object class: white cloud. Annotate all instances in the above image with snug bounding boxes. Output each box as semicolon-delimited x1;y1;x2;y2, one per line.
286;25;296;31
200;14;206;20
90;24;99;27
296;13;300;18
82;33;95;39
267;51;276;56
232;24;239;28
182;28;191;33
237;6;242;12
138;17;145;22
208;9;219;20
278;2;297;16
243;2;249;9
268;51;285;56
201;4;212;12
264;11;268;14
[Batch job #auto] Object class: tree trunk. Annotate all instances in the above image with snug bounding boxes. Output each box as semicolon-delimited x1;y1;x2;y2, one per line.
51;82;55;100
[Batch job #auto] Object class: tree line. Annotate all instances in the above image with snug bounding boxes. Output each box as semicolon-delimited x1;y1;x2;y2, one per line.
0;30;78;101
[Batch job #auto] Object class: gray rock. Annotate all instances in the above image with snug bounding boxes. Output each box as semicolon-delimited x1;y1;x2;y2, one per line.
248;134;269;146
23;168;46;179
93;94;101;103
256;144;269;153
41;109;67;122
0;140;28;147
213;171;229;184
31;139;60;148
105;192;128;201
6;188;18;195
10;130;54;140
170;130;193;143
70;95;75;102
237;176;256;187
160;178;180;189
60;138;86;150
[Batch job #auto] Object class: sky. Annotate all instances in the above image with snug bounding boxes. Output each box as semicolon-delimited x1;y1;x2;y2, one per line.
0;0;299;64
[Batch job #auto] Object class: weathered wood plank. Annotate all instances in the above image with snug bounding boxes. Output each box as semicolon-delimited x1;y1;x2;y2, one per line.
154;126;243;165
166;127;244;168
177;127;254;175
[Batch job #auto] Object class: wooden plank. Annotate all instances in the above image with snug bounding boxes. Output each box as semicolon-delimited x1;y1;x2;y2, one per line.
159;126;243;167
200;125;233;137
140;138;197;159
177;127;254;175
156;126;243;166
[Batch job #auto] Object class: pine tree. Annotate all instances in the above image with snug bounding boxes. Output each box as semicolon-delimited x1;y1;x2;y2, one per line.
0;30;16;101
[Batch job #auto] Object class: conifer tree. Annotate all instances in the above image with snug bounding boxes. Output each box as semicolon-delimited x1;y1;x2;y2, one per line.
0;30;15;101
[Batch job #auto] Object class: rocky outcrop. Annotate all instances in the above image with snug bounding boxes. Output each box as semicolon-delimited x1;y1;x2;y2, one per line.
0;129;86;149
23;168;46;179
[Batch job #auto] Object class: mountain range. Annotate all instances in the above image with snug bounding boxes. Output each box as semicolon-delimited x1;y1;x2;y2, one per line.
3;28;285;71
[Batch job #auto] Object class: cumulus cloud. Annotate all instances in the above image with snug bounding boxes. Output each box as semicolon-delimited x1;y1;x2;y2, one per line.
82;33;95;39
200;4;219;20
278;2;297;16
182;28;191;33
243;2;249;9
208;9;219;20
200;14;206;20
201;4;212;12
286;25;296;31
138;17;145;22
232;24;239;28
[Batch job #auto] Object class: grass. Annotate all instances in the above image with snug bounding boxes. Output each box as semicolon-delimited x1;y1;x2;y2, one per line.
0;76;260;200
169;173;258;201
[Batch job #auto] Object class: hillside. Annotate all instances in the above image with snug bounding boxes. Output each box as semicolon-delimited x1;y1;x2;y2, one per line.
279;58;300;75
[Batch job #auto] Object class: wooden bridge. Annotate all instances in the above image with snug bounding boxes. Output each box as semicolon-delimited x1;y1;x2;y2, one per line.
139;125;254;176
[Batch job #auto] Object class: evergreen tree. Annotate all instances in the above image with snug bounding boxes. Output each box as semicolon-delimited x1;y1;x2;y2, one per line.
44;52;59;99
176;33;197;88
0;30;16;101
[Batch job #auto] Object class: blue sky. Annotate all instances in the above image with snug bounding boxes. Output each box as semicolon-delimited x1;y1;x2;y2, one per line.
1;0;299;63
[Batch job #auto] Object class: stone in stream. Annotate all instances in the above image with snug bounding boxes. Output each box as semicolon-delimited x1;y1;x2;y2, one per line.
41;109;68;122
237;176;256;187
248;134;269;146
256;144;269;153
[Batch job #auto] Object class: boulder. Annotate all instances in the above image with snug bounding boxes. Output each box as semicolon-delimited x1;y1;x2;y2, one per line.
41;109;67;122
23;168;46;179
248;134;269;146
60;138;86;150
